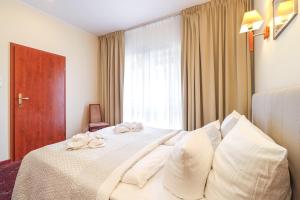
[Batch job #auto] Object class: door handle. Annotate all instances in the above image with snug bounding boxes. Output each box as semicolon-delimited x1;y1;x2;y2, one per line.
18;93;30;106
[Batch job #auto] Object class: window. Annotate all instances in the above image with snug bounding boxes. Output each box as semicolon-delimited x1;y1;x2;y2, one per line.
123;16;182;129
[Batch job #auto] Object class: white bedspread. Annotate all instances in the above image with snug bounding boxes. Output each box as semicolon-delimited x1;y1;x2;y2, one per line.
12;127;179;200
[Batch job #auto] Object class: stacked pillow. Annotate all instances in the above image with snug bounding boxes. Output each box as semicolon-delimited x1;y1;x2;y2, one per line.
205;116;291;200
163;111;291;200
121;110;291;200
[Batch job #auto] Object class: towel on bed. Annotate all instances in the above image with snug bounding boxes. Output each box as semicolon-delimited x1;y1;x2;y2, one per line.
114;122;143;133
66;132;105;150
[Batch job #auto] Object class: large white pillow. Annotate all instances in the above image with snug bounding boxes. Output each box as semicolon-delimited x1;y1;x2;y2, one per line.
122;145;173;188
205;116;291;200
220;110;242;138
163;129;214;199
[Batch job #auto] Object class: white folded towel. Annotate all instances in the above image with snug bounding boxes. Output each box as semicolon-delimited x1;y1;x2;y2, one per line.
88;139;105;149
88;131;104;140
66;132;105;150
114;122;143;134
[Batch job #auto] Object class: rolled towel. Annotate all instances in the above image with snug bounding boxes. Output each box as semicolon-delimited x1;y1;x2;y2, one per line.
114;122;143;134
88;131;104;139
66;133;105;150
114;124;131;133
66;134;91;150
128;122;143;132
88;138;105;148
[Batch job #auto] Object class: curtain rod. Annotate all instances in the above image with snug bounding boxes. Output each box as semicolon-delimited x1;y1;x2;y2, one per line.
125;12;180;32
125;0;213;31
99;1;211;36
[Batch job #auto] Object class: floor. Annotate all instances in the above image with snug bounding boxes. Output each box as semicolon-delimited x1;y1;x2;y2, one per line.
0;161;21;200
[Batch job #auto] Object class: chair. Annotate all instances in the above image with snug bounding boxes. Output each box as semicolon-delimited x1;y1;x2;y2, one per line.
89;104;110;132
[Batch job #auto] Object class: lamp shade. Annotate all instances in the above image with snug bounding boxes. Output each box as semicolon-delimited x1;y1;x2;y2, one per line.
240;10;264;33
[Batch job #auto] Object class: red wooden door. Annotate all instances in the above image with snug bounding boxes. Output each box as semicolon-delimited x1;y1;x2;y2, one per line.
10;43;66;161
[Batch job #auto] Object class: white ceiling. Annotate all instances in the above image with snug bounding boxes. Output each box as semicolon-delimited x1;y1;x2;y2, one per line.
21;0;209;36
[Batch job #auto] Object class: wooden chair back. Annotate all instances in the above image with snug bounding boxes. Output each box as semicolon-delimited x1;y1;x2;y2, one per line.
89;104;102;123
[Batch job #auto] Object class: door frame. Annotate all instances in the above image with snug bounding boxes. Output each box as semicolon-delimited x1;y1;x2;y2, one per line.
10;43;66;161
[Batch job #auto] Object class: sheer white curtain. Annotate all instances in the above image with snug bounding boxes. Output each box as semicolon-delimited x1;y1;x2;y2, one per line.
123;16;182;129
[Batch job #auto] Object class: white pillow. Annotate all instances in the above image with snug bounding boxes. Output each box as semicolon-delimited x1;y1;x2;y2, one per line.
205;116;291;200
163;129;214;199
220;110;242;138
122;145;173;188
164;131;187;146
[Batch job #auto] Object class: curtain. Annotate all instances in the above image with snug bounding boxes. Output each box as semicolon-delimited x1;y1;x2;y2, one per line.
182;0;252;131
123;16;182;129
99;31;125;125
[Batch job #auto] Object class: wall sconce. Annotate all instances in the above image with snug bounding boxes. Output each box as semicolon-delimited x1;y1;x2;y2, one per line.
240;10;270;52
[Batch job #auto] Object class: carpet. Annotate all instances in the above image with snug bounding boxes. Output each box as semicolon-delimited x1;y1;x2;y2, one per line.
0;161;21;200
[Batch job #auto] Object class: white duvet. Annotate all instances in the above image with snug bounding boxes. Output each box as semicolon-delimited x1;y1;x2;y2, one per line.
112;169;181;200
12;127;180;200
121;145;173;188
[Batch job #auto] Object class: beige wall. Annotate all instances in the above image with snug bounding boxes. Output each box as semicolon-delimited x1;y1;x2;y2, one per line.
254;0;300;92
0;0;100;161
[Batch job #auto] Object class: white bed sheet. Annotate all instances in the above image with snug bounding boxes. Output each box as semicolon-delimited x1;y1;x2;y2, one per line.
111;170;208;200
111;169;179;200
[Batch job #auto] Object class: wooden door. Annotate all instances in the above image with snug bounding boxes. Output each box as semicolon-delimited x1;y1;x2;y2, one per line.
10;43;66;161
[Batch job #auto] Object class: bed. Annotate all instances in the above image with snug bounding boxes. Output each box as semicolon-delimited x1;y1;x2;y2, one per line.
12;127;181;200
12;87;300;200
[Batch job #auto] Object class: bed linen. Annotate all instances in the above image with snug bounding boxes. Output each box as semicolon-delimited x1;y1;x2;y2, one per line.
121;145;173;188
12;127;180;200
111;169;206;200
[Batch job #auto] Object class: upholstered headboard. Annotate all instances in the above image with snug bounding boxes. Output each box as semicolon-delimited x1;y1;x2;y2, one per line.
252;87;300;200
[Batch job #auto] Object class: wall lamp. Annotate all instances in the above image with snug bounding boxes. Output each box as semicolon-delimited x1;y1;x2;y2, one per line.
240;10;270;52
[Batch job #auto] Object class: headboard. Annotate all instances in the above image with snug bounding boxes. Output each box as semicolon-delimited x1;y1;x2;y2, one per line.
252;87;300;200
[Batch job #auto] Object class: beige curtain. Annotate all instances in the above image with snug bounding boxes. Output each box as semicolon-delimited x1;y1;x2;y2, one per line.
99;31;125;125
182;0;252;130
